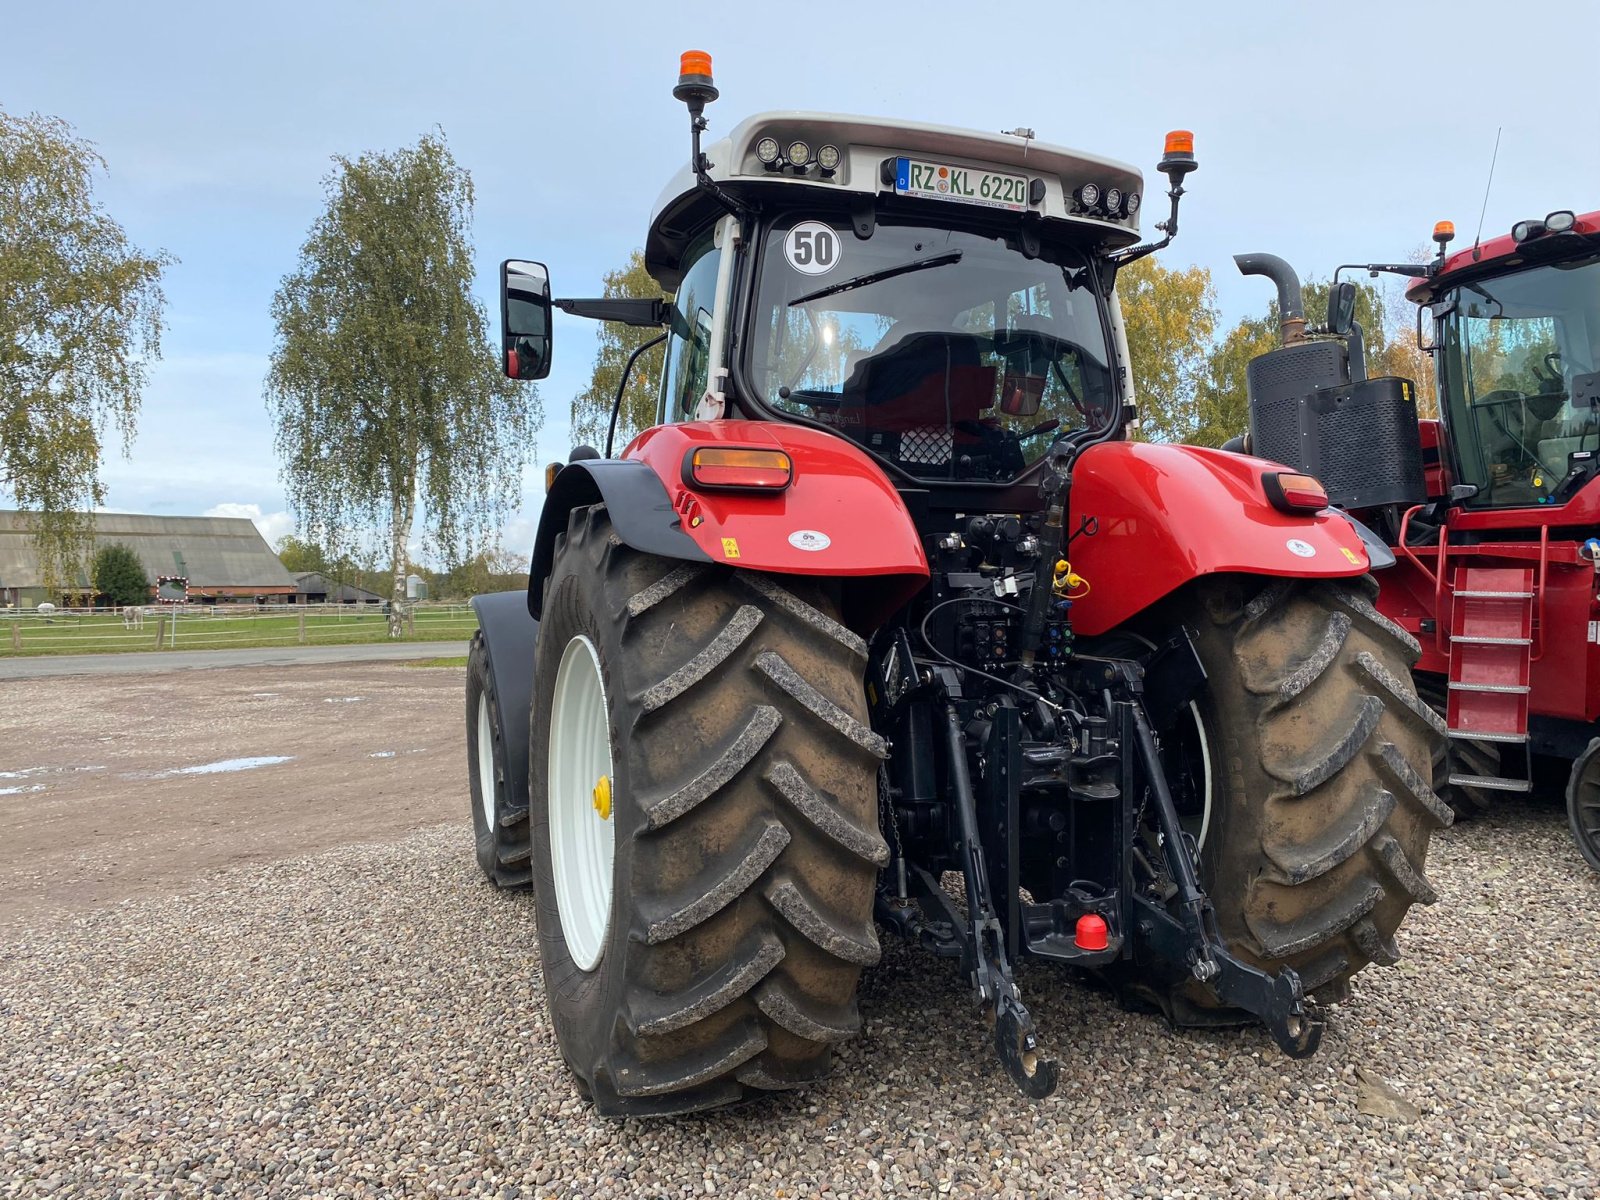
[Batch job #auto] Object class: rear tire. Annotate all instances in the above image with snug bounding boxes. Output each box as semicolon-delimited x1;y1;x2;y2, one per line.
1151;576;1451;1020
467;631;532;888
528;505;887;1116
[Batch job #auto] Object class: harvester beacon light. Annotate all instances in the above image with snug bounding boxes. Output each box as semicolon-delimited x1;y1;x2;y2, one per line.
755;136;781;166
1546;209;1577;233
787;140;811;168
1433;220;1456;245
816;144;841;174
1159;130;1197;178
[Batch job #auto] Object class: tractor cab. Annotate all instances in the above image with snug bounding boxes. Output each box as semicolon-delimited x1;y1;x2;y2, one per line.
1407;213;1600;510
505;55;1202;491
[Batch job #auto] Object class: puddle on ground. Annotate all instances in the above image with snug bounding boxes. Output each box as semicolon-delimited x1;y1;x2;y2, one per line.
369;751;397;759
149;756;296;779
0;784;47;796
323;697;364;704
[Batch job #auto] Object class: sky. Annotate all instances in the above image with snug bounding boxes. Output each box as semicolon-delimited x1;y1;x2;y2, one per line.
5;0;1599;561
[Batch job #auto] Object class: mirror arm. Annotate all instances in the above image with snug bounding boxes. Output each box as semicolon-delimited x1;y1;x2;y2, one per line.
553;297;669;327
606;331;669;458
1109;180;1183;267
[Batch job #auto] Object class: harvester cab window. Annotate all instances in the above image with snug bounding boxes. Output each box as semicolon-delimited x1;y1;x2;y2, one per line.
748;215;1114;482
660;231;723;423
1440;254;1600;506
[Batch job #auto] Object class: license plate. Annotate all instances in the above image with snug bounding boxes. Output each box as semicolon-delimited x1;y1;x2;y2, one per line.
894;157;1028;211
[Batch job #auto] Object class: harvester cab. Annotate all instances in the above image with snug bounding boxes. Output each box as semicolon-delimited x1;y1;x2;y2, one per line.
465;51;1447;1117
1233;210;1600;872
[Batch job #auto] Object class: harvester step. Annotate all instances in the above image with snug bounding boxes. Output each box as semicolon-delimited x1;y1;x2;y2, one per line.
1447;773;1532;793
1447;681;1531;695
1447;729;1529;744
1453;590;1535;599
1449;635;1533;646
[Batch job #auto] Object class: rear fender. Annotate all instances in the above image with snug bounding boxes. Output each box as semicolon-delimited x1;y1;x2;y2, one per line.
470;590;539;811
1067;441;1371;636
533;420;929;629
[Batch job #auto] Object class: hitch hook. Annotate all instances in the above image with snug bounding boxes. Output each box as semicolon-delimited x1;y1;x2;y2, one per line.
993;992;1059;1099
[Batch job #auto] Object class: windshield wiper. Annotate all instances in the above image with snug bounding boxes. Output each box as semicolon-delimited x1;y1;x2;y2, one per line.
788;250;963;307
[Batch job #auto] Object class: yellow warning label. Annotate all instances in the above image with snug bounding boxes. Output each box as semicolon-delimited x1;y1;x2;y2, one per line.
721;537;740;559
1340;546;1362;565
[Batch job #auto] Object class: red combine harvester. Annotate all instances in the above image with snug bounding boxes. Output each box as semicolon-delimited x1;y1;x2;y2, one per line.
1233;210;1600;871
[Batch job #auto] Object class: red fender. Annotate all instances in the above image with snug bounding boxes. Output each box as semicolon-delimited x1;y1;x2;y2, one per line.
625;420;929;620
1065;442;1370;636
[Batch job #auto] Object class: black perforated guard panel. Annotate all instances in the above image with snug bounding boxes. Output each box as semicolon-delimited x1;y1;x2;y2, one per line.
1249;373;1426;510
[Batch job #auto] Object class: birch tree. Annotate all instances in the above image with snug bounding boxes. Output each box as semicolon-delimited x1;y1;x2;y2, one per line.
0;108;171;588
266;132;537;636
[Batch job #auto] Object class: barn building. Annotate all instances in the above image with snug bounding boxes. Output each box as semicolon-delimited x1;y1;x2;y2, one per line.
0;511;296;607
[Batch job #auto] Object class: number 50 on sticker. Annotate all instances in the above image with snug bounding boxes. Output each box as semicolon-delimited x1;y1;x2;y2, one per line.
785;221;839;276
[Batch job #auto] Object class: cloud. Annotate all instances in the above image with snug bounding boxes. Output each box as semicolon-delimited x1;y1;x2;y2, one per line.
203;502;294;547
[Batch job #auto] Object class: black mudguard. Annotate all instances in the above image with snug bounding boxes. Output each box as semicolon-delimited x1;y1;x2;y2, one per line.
527;459;709;620
470;590;540;811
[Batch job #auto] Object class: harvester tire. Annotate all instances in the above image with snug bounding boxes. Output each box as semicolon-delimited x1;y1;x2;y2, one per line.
1565;739;1600;874
1415;674;1501;817
528;505;887;1117
1157;575;1451;1021
467;631;533;889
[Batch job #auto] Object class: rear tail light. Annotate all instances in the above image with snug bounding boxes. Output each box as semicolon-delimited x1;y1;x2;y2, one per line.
686;447;793;491
1263;471;1328;513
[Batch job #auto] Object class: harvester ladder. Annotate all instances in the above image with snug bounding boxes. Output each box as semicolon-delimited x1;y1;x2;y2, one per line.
1445;565;1534;793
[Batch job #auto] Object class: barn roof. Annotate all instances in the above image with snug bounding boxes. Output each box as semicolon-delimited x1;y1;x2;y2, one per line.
0;511;295;590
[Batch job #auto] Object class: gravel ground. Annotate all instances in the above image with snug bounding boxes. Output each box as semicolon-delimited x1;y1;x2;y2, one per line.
3;796;1596;1199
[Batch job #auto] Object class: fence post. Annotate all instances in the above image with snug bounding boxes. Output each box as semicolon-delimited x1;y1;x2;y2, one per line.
153;615;165;648
10;623;19;652
299;612;307;645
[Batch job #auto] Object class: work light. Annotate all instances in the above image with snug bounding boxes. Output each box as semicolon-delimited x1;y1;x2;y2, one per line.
756;136;780;165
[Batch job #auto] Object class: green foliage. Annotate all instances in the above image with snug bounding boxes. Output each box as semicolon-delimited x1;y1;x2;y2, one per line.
274;533;333;576
570;250;670;450
1115;257;1219;443
265;131;540;634
91;542;149;608
0;108;172;588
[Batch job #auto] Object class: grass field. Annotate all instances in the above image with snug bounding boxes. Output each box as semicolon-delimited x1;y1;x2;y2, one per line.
0;604;478;658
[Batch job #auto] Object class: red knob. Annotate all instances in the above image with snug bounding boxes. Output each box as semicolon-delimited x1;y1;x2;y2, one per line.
1075;913;1109;951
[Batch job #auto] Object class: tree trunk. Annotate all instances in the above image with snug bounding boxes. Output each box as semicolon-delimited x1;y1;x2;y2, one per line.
388;488;414;639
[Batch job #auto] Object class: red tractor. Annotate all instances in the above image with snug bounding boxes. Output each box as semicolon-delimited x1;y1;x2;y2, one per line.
465;51;1446;1116
1232;211;1600;872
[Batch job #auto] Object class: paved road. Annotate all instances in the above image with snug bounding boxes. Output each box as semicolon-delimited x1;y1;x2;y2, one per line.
0;639;471;680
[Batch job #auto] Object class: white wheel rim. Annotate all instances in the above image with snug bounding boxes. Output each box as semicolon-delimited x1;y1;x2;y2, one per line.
476;692;496;829
1186;700;1214;852
1115;631;1212;852
547;634;615;972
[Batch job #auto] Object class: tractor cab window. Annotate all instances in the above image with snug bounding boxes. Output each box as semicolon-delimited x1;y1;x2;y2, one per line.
1440;254;1600;507
747;215;1115;482
660;231;722;423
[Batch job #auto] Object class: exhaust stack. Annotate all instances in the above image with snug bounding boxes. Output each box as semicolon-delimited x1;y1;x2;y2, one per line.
1234;253;1306;345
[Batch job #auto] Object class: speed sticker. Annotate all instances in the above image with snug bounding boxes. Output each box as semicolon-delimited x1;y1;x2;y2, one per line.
784;221;840;276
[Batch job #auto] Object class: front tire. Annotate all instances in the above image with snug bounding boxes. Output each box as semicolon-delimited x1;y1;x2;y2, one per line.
467;631;533;888
1155;576;1452;1019
528;505;888;1117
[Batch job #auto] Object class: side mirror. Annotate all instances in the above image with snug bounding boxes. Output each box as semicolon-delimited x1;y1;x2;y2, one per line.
501;259;552;380
1328;282;1358;336
1416;303;1438;354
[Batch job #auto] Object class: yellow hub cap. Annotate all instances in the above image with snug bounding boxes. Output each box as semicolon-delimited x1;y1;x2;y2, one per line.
591;774;612;821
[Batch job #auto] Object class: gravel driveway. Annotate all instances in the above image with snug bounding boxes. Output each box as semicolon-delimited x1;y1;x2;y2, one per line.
2;689;1597;1197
